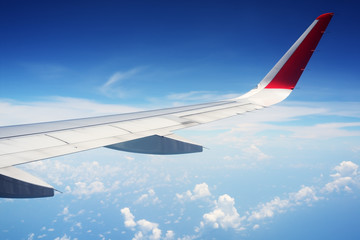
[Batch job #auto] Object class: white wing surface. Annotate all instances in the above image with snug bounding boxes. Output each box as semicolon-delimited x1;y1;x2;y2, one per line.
0;13;333;198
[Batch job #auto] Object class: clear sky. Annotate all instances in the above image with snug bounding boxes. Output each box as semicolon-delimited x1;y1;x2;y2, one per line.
1;1;360;240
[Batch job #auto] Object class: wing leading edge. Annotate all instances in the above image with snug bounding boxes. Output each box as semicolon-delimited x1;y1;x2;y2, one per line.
0;13;333;198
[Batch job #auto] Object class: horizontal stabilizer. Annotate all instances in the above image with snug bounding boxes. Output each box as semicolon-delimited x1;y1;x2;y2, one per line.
0;167;54;198
106;134;203;155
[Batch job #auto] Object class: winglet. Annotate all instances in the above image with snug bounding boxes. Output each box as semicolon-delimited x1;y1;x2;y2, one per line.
258;13;333;90
317;12;334;20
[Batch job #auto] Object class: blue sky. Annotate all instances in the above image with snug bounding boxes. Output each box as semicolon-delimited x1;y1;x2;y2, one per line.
1;1;360;240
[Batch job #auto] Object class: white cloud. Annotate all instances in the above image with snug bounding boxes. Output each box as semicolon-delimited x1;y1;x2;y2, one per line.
242;144;270;161
164;230;175;240
135;189;160;205
102;68;141;89
194;183;323;235
248;185;320;222
167;91;239;103
323;161;360;193
54;234;71;240
191;183;211;200
252;224;260;230
176;235;197;240
0;97;139;125
242;161;358;227
75;222;82;229
332;161;358;178
248;196;290;221
23;159;124;199
290;186;319;204
62;206;69;215
137;194;149;203
2;90;360;240
121;207;136;229
72;181;106;197
137;219;161;240
202;194;244;230
121;207;168;240
27;233;35;240
290;122;360;139
59;206;85;222
176;183;211;201
190;102;360;141
133;231;143;240
323;177;354;193
100;67;143;98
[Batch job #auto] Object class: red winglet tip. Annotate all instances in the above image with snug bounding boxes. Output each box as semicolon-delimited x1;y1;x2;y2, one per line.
317;13;334;20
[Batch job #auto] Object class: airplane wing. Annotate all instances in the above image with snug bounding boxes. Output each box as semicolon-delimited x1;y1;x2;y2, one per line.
0;13;333;198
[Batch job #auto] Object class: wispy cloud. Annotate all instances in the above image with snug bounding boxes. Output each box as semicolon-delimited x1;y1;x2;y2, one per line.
0;97;140;125
100;67;144;98
165;91;240;106
168;91;239;101
22;63;69;80
191;101;360;141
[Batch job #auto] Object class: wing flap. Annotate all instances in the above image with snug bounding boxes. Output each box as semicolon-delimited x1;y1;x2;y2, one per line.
106;134;203;155
0;166;54;198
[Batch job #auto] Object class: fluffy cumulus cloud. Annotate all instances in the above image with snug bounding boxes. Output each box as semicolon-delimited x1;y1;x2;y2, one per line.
121;207;173;240
176;183;211;201
202;194;244;230
136;219;161;240
121;208;136;229
191;183;212;200
290;186;319;204
200;161;360;234
323;161;360;193
333;161;359;177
